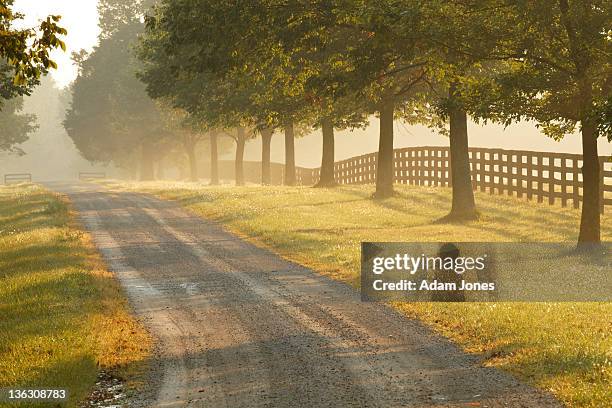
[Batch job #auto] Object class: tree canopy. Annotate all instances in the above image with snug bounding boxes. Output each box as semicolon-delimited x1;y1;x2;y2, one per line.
64;0;168;177
0;94;36;154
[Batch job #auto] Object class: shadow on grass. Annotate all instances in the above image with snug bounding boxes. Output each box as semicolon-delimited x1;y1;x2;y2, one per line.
160;184;583;241
0;266;114;406
0;186;150;408
0;196;67;234
2;354;98;408
0;243;87;280
503;350;609;382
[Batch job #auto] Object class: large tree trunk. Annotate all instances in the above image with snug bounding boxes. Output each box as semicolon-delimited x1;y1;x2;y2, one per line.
186;143;198;182
374;97;395;198
261;128;273;185
314;117;336;188
558;1;601;245
209;132;219;185
578;120;601;244
446;84;478;220
284;121;296;186
235;128;246;186
140;141;155;181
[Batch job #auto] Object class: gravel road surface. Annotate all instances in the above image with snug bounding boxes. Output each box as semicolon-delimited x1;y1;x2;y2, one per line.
50;183;560;408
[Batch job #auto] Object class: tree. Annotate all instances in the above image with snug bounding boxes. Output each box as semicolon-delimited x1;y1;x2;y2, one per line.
236;1;371;188
0;95;37;154
226;126;257;186
471;0;611;244
0;61;35;103
219;20;312;187
157;101;207;181
138;0;369;188
260;128;274;185
193;0;412;193
206;131;218;185
394;1;509;220
273;4;370;188
317;118;336;187
306;0;428;197
65;0;169;181
138;1;281;186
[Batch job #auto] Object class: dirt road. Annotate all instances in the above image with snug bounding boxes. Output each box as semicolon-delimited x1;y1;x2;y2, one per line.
51;183;560;407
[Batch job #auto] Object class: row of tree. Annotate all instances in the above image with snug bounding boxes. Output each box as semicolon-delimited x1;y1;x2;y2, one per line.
63;0;236;182
134;0;610;244
63;1;609;245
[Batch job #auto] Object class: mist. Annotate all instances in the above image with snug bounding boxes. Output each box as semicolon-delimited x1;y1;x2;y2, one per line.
2;82;610;182
231;119;612;169
0;79;117;181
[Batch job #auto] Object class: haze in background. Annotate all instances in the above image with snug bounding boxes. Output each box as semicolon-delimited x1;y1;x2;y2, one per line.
3;1;611;179
0;78;116;180
238;120;612;169
2;1;113;181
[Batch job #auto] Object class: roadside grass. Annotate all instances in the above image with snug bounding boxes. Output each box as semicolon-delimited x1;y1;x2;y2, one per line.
0;184;151;408
111;180;611;408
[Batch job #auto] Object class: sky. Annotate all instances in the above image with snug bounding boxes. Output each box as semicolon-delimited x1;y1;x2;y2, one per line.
13;0;100;88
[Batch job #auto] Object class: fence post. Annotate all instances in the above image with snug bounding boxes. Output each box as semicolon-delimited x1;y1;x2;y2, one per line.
549;155;555;205
516;153;524;199
572;158;580;209
537;154;544;203
600;158;605;214
478;150;486;192
490;151;496;195
560;157;568;208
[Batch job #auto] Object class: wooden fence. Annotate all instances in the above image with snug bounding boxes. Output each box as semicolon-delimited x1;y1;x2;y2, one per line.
202;161;288;185
4;173;32;185
79;172;106;181
302;146;612;213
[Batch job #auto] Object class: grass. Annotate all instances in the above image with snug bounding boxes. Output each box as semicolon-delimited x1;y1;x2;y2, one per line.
111;180;611;408
0;184;151;408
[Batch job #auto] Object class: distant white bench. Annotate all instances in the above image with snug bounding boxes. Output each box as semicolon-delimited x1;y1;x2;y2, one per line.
4;173;32;185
